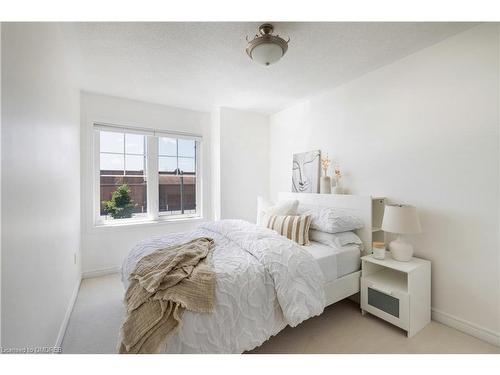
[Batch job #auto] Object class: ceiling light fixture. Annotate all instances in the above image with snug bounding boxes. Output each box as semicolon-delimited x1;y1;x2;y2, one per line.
246;23;289;66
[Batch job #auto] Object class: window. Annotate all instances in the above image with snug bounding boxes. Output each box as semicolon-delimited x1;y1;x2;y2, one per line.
158;137;197;216
94;124;201;225
99;131;147;220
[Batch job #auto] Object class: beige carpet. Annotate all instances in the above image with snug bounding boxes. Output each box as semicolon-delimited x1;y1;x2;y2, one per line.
62;273;499;354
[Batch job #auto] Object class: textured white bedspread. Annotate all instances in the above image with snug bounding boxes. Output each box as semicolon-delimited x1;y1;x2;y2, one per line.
121;220;325;353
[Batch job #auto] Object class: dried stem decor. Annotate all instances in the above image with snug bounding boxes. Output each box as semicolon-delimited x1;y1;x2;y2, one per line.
321;154;331;177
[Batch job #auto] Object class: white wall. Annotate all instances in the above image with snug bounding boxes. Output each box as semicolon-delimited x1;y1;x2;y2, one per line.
80;93;212;274
210;108;221;221
0;22;3;346
269;24;500;342
218;108;269;222
1;23;81;347
498;24;500;344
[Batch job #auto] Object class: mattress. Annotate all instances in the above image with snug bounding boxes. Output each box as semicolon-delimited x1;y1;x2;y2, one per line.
301;241;361;283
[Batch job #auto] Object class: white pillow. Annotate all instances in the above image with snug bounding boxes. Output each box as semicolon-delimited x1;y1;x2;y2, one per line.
297;204;364;233
256;196;299;226
309;229;363;249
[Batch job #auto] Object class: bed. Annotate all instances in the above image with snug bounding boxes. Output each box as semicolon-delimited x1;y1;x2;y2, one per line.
279;192;372;306
302;241;361;283
121;193;373;353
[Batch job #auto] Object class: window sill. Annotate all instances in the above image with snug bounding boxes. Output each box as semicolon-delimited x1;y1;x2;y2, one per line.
91;215;205;231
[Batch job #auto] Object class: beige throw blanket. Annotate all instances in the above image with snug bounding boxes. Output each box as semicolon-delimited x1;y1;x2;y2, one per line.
119;237;215;354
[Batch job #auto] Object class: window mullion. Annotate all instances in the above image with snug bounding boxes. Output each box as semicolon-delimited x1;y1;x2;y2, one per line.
147;136;159;220
195;140;201;218
123;133;126;176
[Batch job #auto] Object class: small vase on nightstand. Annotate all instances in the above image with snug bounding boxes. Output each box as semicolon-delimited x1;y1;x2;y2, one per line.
320;176;331;194
332;186;343;194
332;167;343;194
332;177;343;194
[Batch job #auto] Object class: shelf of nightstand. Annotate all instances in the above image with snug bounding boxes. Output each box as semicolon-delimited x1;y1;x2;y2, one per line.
362;268;408;294
361;254;430;273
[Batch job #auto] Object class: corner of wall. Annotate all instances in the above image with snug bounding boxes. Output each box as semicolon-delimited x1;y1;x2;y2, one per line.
0;21;3;347
497;22;500;341
210;108;221;221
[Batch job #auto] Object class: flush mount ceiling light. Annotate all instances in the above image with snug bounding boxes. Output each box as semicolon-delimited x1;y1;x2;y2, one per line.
246;23;289;66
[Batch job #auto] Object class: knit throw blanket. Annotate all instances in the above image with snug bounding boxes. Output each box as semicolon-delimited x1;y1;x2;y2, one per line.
119;237;215;354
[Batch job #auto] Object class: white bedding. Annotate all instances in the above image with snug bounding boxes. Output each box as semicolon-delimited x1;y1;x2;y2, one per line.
121;219;325;353
301;241;361;283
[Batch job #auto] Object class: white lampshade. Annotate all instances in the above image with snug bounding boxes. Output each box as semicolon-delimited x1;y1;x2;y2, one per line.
250;42;284;66
381;204;422;234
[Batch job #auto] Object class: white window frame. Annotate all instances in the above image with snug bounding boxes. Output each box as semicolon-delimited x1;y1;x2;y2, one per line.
93;122;203;227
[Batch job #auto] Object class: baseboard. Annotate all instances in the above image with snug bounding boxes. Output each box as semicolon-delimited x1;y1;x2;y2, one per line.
82;265;121;279
432;308;500;347
55;277;81;350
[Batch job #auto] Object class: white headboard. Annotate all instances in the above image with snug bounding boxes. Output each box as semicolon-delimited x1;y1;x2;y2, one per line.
278;192;373;253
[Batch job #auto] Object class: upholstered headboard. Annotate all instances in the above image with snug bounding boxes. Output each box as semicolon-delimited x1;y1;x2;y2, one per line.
278;192;373;253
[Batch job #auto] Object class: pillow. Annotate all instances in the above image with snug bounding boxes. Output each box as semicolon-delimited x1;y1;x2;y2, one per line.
265;214;312;246
297;204;364;233
309;230;363;249
256;196;299;226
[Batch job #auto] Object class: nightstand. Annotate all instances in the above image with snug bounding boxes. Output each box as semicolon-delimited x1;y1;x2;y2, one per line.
360;252;431;337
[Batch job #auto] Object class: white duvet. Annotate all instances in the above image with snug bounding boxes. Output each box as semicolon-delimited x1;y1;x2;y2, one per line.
121;219;326;353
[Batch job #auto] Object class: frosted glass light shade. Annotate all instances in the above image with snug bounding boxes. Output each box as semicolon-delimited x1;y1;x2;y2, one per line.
250;43;284;66
382;205;422;234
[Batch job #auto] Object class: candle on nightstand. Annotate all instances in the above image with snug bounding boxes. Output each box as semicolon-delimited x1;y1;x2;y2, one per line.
372;241;386;259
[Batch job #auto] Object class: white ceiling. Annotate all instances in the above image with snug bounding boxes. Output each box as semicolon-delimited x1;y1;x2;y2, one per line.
68;22;477;115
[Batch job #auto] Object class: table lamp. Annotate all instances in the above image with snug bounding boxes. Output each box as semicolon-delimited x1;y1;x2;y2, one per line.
381;204;422;262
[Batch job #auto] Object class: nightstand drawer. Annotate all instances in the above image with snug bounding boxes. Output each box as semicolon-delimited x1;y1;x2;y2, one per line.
361;278;409;330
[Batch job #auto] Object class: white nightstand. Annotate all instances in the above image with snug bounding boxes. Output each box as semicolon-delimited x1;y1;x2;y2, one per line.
360;252;431;337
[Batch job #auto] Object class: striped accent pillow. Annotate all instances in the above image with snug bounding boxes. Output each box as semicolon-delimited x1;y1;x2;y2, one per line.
265;214;312;245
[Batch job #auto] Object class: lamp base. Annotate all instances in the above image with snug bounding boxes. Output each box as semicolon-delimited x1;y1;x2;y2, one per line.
389;237;414;262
